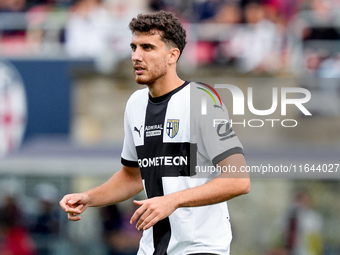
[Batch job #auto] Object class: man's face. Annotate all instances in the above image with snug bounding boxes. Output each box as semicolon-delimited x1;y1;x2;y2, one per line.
130;30;169;85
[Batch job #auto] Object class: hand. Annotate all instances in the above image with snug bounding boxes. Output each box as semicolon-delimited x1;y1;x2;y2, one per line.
59;193;90;221
130;196;178;231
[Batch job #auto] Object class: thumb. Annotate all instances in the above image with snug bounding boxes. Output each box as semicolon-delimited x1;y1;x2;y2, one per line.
67;195;80;205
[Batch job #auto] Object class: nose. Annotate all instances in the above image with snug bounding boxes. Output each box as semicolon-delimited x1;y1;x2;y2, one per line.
132;47;143;62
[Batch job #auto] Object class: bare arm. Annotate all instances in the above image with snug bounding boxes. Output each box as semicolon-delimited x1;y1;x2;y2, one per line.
59;165;143;221
131;153;250;230
85;165;143;207
174;153;250;207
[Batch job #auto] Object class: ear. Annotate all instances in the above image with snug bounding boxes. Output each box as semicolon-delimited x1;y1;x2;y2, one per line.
168;48;180;64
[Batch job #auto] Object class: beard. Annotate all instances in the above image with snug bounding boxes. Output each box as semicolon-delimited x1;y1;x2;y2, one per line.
133;57;168;85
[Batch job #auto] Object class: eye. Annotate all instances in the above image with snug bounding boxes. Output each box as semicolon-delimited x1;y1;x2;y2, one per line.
130;44;136;51
143;44;153;50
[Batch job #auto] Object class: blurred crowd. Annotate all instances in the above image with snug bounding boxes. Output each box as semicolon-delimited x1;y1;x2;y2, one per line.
0;182;59;255
0;181;141;255
266;190;323;255
0;0;340;74
0;180;326;255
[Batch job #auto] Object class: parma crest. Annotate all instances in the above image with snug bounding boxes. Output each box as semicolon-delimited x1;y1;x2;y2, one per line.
166;119;179;138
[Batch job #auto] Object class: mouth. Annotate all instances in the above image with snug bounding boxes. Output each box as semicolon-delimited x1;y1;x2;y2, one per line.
134;65;146;75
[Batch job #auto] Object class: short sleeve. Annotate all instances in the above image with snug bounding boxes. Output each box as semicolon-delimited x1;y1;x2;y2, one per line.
191;83;244;166
121;98;139;168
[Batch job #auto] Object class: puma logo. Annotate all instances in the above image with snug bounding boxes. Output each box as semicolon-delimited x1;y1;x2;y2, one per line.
134;125;143;137
214;104;224;111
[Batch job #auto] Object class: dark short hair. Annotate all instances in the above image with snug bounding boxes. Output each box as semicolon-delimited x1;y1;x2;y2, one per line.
129;11;187;58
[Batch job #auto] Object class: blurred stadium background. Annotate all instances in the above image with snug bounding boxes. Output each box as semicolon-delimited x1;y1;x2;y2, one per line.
0;0;340;254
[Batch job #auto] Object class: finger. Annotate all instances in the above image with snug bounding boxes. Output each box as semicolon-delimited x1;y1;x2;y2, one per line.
141;215;159;230
59;200;67;211
60;201;74;213
68;213;82;221
64;206;83;214
136;209;152;231
130;202;146;224
133;200;144;206
67;196;80;205
59;195;71;210
74;204;85;214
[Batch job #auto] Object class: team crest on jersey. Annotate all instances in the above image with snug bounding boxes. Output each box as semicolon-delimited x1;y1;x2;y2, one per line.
0;61;27;157
166;119;179;138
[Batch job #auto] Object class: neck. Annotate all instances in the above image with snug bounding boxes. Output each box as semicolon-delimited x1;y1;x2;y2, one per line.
148;73;184;98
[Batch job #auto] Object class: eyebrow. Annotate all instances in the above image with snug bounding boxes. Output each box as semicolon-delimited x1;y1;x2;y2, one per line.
130;43;156;49
141;43;155;48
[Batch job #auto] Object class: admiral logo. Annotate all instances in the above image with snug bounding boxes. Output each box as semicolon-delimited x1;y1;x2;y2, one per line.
145;124;163;137
138;155;187;168
166;119;179;138
0;61;27;157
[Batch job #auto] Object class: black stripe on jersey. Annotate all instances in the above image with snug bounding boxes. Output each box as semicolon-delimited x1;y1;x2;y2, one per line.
135;82;194;255
141;89;171;255
212;147;244;166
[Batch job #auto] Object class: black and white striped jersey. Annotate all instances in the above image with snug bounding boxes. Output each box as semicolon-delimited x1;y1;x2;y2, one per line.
121;81;244;255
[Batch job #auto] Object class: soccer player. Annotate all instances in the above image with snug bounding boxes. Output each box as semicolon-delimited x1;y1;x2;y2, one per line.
59;11;250;255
